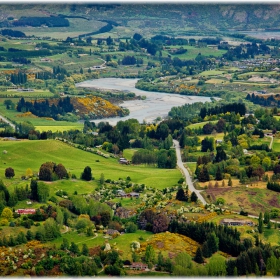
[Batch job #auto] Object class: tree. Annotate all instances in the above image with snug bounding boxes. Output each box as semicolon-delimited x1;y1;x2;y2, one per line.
207;255;226;276
194;247;204;264
82;243;89;256
174;252;192;269
125;222;137;233
198;165;210;182
106;36;113;45
30;179;38;201
26;230;34;241
258;212;263;233
152;213;169;233
252;165;265;181
100;173;105;185
37;182;50;203
264;211;270;224
54;163;68;179
69;242;80;255
61;238;70;250
133;33;142;41
25;168;33;178
17;231;27;244
176;187;187;201
5;167;15;178
100;211;111;227
145;244;156;264
39;162;55;181
215;146;227;163
43;218;61;240
215;166;223;181
190;191;198;203
1;207;13;221
81;166;92;181
201;136;215;152
8;192;17;207
228;176;233;187
207;232;219;255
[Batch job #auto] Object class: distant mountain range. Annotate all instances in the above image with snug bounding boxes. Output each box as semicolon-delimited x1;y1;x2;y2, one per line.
1;3;280;34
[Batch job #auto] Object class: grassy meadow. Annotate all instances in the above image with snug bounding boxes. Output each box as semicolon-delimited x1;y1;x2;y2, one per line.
0;139;181;189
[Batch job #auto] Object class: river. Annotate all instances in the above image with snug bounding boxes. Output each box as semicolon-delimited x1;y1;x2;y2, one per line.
76;78;212;125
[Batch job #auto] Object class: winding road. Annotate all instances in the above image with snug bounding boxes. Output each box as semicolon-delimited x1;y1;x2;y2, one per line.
0;113;15;130
173;139;207;205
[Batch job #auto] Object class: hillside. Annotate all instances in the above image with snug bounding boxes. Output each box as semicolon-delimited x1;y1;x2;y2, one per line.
0;139;181;188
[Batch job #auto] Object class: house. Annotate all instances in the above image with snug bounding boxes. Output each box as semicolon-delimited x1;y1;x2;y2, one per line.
130;262;149;270
17;88;34;92
129;192;140;198
116;190;140;198
116;190;127;197
106;229;120;236
40;58;53;62
119;158;129;165
15;208;36;215
220;218;254;226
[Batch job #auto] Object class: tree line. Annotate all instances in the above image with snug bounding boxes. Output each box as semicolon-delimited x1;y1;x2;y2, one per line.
16;96;74;120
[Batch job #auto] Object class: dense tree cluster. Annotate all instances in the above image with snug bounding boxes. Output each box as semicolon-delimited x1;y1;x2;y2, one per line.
39;162;68;181
16;97;74;120
246;93;280;107
199;103;246;119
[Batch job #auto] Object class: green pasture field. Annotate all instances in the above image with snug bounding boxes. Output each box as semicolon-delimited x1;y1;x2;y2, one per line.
12;18;106;40
263;227;280;246
162;45;227;60
206;78;228;84
198;70;225;76
187;120;218;129
205;186;280;215
272;139;280;152
0;101;82;127
185;162;197;175
33;53;103;71
232;81;271;86
48;179;97;197
197;132;224;142
2;89;54;98
35;125;83;132
238;71;277;77
250;136;271;146
49;229;153;260
0;140;181;189
0;40;35;51
123;148;139;161
110;196;142;209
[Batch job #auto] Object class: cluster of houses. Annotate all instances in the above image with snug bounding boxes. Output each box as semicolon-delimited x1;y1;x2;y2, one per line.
229;57;280;69
116;189;140;198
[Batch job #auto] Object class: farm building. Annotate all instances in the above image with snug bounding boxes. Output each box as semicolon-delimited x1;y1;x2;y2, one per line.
130;262;149;270
15;208;36;215
116;189;140;198
119;158;130;165
220;218;254;226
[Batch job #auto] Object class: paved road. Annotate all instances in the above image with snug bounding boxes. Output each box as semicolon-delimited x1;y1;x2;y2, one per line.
0;113;15;130
173;139;207;205
268;135;274;150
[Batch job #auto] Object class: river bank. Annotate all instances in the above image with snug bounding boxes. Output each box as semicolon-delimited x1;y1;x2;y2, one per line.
76;78;213;125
